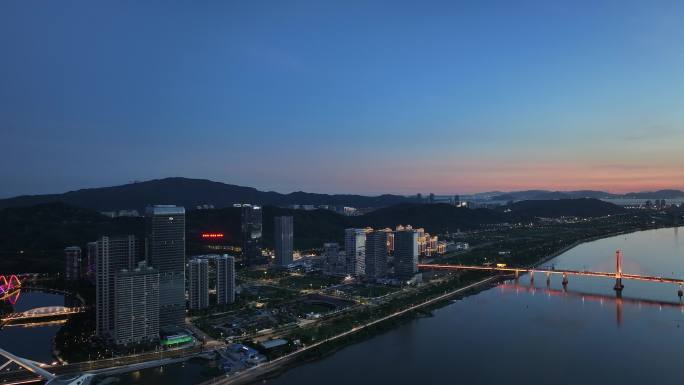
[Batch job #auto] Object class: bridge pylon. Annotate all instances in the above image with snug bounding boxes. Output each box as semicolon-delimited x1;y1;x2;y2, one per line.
614;250;624;292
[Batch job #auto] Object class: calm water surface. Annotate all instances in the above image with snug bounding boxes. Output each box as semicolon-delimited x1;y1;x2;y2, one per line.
0;291;67;363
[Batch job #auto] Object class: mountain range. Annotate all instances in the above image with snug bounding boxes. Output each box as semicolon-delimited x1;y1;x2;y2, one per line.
0;177;416;211
0;177;682;212
486;189;684;202
0;198;629;274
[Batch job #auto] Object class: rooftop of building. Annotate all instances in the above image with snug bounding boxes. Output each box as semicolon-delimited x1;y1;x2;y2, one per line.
146;205;185;215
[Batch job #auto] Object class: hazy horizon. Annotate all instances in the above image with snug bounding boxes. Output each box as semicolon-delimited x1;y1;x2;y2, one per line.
2;176;684;200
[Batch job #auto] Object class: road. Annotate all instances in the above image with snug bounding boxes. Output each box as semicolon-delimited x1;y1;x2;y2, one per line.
0;345;206;385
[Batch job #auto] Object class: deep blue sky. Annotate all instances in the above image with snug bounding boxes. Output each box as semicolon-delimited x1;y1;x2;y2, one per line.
2;1;684;197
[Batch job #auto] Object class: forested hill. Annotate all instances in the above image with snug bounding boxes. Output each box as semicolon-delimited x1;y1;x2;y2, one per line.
0;203;144;273
0;199;627;274
0;177;416;211
497;198;627;218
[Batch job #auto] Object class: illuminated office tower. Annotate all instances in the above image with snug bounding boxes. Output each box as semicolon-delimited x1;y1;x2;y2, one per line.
345;228;367;276
240;204;265;265
146;205;186;329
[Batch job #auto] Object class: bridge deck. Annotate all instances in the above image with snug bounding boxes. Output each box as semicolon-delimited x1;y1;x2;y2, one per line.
1;307;86;323
418;264;684;285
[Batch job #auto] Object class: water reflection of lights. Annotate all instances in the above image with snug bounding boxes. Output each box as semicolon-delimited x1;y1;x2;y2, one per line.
500;282;684;309
3;319;67;328
499;282;684;325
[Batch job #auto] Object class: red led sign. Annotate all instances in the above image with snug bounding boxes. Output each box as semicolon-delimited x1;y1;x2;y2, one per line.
201;233;224;239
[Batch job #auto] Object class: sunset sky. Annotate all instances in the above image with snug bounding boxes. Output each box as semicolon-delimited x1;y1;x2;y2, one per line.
2;1;684;197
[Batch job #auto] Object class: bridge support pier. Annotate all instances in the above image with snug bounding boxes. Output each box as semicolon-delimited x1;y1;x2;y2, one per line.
614;250;624;292
562;273;568;288
546;272;551;287
529;271;534;284
678;284;683;301
514;270;519;280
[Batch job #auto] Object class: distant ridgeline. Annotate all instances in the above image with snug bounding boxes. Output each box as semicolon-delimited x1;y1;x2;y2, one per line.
488;189;684;202
0;197;630;274
0;177;418;212
2;178;681;212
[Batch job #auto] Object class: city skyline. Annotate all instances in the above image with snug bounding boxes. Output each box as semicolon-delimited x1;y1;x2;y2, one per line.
3;2;684;384
2;1;684;196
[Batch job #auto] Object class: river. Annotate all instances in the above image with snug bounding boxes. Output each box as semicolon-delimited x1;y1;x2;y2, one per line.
258;227;684;385
5;227;684;384
0;290;68;363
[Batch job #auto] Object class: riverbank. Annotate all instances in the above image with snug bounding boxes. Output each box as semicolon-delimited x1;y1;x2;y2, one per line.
245;225;684;385
530;225;664;269
199;222;676;385
198;275;500;385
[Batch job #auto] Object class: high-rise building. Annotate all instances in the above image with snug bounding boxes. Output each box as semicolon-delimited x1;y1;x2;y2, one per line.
394;229;419;281
114;261;159;345
240;204;264;265
216;255;236;305
426;235;439;256
380;228;394;254
345;228;368;276
322;242;345;276
188;258;209;310
365;231;388;279
415;228;427;255
274;216;294;267
86;241;97;281
95;235;140;339
146;205;186;329
64;246;82;281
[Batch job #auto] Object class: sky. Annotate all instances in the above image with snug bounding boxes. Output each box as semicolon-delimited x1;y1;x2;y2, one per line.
2;0;684;198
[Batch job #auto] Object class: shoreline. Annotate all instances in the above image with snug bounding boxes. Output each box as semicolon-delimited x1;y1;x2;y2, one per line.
200;224;672;385
198;275;500;385
529;227;652;269
532;224;680;270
